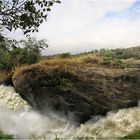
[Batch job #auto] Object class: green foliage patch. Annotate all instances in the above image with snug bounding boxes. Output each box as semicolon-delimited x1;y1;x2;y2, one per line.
99;49;133;68
0;0;60;34
0;36;47;71
0;131;13;139
59;52;71;58
121;130;140;139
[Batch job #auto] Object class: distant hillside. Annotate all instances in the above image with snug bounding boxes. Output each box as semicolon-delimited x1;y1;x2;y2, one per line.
42;46;140;60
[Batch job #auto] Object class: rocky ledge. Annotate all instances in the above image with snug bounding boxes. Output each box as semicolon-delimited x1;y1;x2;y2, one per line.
12;60;140;123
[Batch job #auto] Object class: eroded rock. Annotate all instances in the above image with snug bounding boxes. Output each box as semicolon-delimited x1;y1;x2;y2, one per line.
12;65;140;123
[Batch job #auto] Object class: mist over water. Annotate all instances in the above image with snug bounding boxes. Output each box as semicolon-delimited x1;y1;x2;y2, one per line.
0;85;140;139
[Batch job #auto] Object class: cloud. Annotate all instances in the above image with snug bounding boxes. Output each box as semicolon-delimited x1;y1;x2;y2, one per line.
37;0;137;55
90;19;140;48
7;0;138;55
89;0;140;49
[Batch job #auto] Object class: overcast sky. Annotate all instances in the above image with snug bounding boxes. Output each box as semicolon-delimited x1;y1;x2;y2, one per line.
8;0;140;55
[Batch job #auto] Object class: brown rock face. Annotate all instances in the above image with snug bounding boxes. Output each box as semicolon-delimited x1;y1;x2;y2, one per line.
12;65;140;123
0;71;13;86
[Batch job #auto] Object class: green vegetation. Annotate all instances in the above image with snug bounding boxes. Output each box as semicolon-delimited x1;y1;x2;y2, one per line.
59;52;71;58
82;46;140;60
114;47;140;59
77;47;140;68
42;46;140;69
98;47;140;62
1;34;139;72
0;0;60;34
98;49;132;68
121;130;140;139
0;36;47;71
0;131;13;139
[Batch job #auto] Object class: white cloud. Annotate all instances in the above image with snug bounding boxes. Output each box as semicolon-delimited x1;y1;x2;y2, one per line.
7;0;138;55
90;18;140;48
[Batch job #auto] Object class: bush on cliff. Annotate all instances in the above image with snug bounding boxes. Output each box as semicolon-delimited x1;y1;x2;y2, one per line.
0;36;48;71
59;52;71;58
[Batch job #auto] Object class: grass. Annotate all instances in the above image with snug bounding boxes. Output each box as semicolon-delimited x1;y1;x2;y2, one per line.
13;58;124;79
12;47;140;85
13;51;134;81
0;131;13;139
121;130;140;139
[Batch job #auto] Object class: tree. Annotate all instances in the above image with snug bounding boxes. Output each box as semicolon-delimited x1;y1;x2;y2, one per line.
17;37;48;64
0;36;14;70
0;0;59;70
0;37;48;70
0;0;60;34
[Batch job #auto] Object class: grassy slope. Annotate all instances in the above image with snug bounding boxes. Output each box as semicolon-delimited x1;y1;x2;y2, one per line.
6;46;140;82
13;53;130;78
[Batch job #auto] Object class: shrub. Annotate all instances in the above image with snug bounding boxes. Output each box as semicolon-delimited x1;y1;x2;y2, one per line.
100;50;117;61
122;130;140;139
0;36;47;71
101;57;128;69
59;52;71;58
0;131;13;139
111;46;140;59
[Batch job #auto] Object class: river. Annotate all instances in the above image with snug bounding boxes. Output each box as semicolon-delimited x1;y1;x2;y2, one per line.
0;85;140;139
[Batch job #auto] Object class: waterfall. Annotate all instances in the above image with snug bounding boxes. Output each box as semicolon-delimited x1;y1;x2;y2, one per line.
0;85;140;139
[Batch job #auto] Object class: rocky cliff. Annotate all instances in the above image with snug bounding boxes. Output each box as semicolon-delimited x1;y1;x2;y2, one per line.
12;59;140;123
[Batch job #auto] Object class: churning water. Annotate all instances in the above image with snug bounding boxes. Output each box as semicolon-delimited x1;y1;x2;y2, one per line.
0;85;140;139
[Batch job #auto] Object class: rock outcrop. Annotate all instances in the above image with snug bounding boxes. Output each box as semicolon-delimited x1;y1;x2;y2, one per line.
0;71;13;86
12;61;140;123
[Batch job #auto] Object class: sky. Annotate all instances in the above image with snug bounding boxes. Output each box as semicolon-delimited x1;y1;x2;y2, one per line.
7;0;140;55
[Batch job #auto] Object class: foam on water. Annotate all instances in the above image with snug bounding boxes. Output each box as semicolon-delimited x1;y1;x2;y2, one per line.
0;85;31;111
0;85;140;139
75;107;140;139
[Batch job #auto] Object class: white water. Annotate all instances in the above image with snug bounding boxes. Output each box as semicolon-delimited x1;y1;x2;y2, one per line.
0;85;140;139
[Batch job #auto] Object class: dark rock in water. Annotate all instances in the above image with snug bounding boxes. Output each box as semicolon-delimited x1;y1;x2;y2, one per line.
2;77;14;86
12;65;140;123
0;70;13;86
